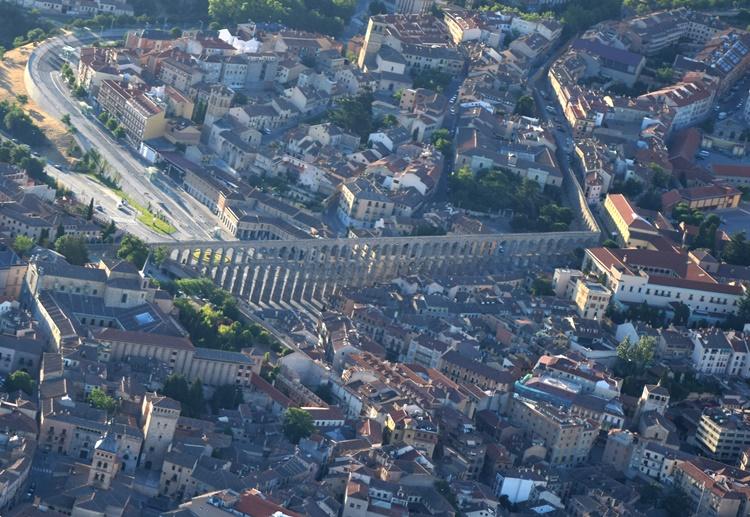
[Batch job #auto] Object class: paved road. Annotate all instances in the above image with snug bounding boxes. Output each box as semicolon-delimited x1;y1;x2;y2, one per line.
27;30;219;243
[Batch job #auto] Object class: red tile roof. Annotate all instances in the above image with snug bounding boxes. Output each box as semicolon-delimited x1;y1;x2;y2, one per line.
249;373;292;408
235;490;303;517
713;164;750;178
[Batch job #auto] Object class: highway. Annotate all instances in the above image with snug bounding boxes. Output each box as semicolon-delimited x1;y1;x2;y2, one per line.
26;30;220;243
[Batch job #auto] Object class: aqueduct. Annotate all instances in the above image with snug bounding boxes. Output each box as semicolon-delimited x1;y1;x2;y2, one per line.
155;230;599;305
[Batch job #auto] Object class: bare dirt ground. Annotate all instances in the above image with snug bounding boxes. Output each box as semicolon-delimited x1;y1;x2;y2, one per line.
0;44;72;163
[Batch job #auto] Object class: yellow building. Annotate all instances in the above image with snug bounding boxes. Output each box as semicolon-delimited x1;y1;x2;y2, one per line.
573;279;612;321
603;193;658;245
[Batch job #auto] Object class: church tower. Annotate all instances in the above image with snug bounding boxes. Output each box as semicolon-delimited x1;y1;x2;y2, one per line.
88;433;120;490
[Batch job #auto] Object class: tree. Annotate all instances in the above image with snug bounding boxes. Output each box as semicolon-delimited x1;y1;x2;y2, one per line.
188;379;205;417
661;488;688;517
86;198;94;220
315;383;334;404
655;66;673;83
101;220;117;242
410;68;452;92
514;95;535;117
162;374;190;404
12;235;33;256
369;0;388;14
328;91;374;140
637;189;662;211
208;0;354;37
650;164;670;189
616;336;656;375
38;228;50;247
106;117;119;132
88;387;116;412
98;112;110;124
611;178;643;198
673;302;690;326
210;384;243;413
153;246;168;265
55;235;89;265
723;232;750;267
55;222;65;240
530;276;554;296
117;234;149;269
113;126;126;139
170;27;182;38
4;370;34;395
161;374;204;417
602;239;618;248
430;128;452;157
692;214;721;252
282;408;315;444
672;202;703;226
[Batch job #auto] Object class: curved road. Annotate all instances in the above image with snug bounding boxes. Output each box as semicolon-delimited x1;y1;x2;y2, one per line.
26;30;218;242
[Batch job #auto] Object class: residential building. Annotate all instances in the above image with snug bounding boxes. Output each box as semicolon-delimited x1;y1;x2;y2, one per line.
97;80;167;144
508;394;599;467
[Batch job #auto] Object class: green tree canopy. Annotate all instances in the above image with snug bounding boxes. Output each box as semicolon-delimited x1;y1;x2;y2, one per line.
328;91;374;140
89;387;117;412
161;374;205;418
672;202;703;226
55;235;89;266
617;335;656;375
514;95;535;117
4;370;34;395
210;384;244;413
117;234;149;269
410;69;452;92
723;232;750;267
12;235;33;256
530;276;554;296
208;0;355;36
282;407;315;444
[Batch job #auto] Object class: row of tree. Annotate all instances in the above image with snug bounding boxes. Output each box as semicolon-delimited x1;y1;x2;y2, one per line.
0;100;45;146
208;0;356;36
0;3;52;49
98;112;126;140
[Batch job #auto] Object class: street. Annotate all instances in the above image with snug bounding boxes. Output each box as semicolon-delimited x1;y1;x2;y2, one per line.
26;30;220;243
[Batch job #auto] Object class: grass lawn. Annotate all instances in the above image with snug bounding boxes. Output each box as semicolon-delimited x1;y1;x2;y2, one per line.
118;191;177;235
83;173;177;235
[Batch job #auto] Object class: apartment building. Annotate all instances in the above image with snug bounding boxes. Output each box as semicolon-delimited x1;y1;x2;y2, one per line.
439;350;515;392
77;47;121;95
640;75;717;131
573;279;612;321
337;177;395;229
674;458;750;516
690;329;750;379
583;247;746;322
97;80;167;144
509;394;599;467
696;408;750;463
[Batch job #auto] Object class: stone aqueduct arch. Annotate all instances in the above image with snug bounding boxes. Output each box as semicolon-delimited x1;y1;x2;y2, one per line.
154;230;599;305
